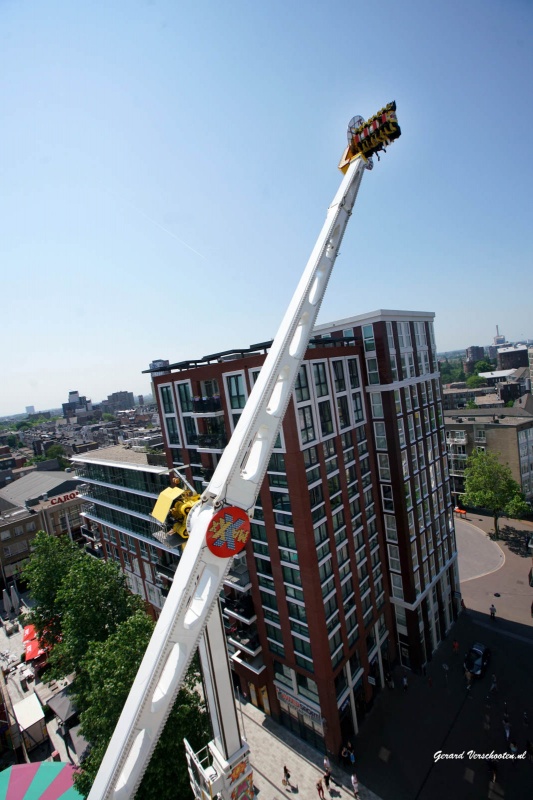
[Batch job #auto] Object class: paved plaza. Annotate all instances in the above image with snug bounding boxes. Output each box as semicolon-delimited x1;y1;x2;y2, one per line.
241;512;533;800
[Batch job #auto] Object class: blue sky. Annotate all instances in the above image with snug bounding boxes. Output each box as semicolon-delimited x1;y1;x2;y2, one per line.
1;0;532;416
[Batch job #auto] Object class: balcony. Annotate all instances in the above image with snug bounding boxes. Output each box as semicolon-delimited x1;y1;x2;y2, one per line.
446;433;468;444
230;650;266;675
228;631;261;657
223;563;252;592
197;434;228;451
80;524;98;542
191;397;223;415
223;595;257;624
85;543;104;559
155;561;179;581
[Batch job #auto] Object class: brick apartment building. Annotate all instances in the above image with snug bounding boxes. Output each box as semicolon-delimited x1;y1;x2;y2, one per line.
145;309;459;754
445;406;533;502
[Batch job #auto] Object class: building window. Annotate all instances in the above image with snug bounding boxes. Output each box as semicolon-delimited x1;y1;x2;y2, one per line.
378;454;391;481
298;406;316;444
350;391;364;424
366;358;379;385
381;485;394;512
160;386;174;414
318;400;334;436
363;324;376;353
177;383;193;413
295;366;310;403
183;416;197;445
384;515;398;542
226;374;246;409
347;359;360;389
165;416;180;445
313;363;329;397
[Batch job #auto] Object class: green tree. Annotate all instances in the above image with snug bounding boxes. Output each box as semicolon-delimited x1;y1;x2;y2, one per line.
474;359;493;374
51;557;143;675
466;374;486;389
461;450;530;537
102;413;116;422
44;444;69;469
73;615;211;800
21;531;83;649
466;399;477;409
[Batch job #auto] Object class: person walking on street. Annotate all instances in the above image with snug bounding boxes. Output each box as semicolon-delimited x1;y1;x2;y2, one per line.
503;721;511;743
283;765;291;788
316;778;325;799
323;769;331;791
351;772;360;798
324;755;331;772
490;604;496;620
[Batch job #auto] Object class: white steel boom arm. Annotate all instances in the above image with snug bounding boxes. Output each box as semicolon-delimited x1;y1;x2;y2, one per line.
88;106;400;799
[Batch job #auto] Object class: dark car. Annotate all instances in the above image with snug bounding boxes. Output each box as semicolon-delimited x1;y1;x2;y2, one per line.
464;643;491;677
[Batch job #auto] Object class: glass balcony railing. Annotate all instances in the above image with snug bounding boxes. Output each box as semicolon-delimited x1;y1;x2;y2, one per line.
192;397;223;414
197;434;228;450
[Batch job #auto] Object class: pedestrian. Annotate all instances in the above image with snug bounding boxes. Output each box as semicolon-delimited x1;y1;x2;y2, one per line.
283;765;291;788
323;755;331;772
402;675;408;692
351;772;360;798
490;603;496;620
452;639;459;655
346;741;355;765
503;721;511;742
316;778;325;799
324;769;331;791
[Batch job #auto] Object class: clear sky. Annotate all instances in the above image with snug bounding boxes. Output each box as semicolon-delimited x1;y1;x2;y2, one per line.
1;0;532;417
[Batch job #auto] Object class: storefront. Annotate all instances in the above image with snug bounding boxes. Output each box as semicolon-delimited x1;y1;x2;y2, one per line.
276;687;324;751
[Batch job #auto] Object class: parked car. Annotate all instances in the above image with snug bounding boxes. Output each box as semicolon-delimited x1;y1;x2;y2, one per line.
464;643;491;676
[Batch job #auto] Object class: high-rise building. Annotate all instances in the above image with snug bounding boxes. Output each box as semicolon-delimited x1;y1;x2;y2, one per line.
147;309;459;755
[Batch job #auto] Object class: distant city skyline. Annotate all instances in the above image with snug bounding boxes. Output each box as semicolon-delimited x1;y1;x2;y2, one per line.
2;1;531;418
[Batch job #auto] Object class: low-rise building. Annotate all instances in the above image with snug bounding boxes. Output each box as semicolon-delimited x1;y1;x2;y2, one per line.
0;472;84;589
444;408;533;502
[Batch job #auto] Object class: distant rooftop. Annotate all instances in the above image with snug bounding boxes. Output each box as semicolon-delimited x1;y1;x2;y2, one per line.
497;344;527;353
70;444;168;473
478;369;516;379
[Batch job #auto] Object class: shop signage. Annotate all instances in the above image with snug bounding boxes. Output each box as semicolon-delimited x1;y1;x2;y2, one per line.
50;491;79;505
276;688;321;721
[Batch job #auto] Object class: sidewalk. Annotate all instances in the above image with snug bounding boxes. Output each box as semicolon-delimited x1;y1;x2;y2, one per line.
458;512;533;628
237;698;382;800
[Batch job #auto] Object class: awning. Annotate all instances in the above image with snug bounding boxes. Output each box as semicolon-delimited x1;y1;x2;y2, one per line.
23;624;36;643
47;688;77;724
151;486;183;523
25;639;46;661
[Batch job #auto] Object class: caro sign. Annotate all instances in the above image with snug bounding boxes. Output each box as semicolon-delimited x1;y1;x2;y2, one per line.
50;491;79;505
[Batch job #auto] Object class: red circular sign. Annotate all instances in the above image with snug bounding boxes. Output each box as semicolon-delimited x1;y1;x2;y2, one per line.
206;507;250;558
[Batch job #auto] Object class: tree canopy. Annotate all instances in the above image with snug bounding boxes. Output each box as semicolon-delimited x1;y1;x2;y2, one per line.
73;616;211;800
50;557;143;675
21;530;83;648
22;531;211;798
465;374;486;389
461;450;530;536
473;359;494;374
